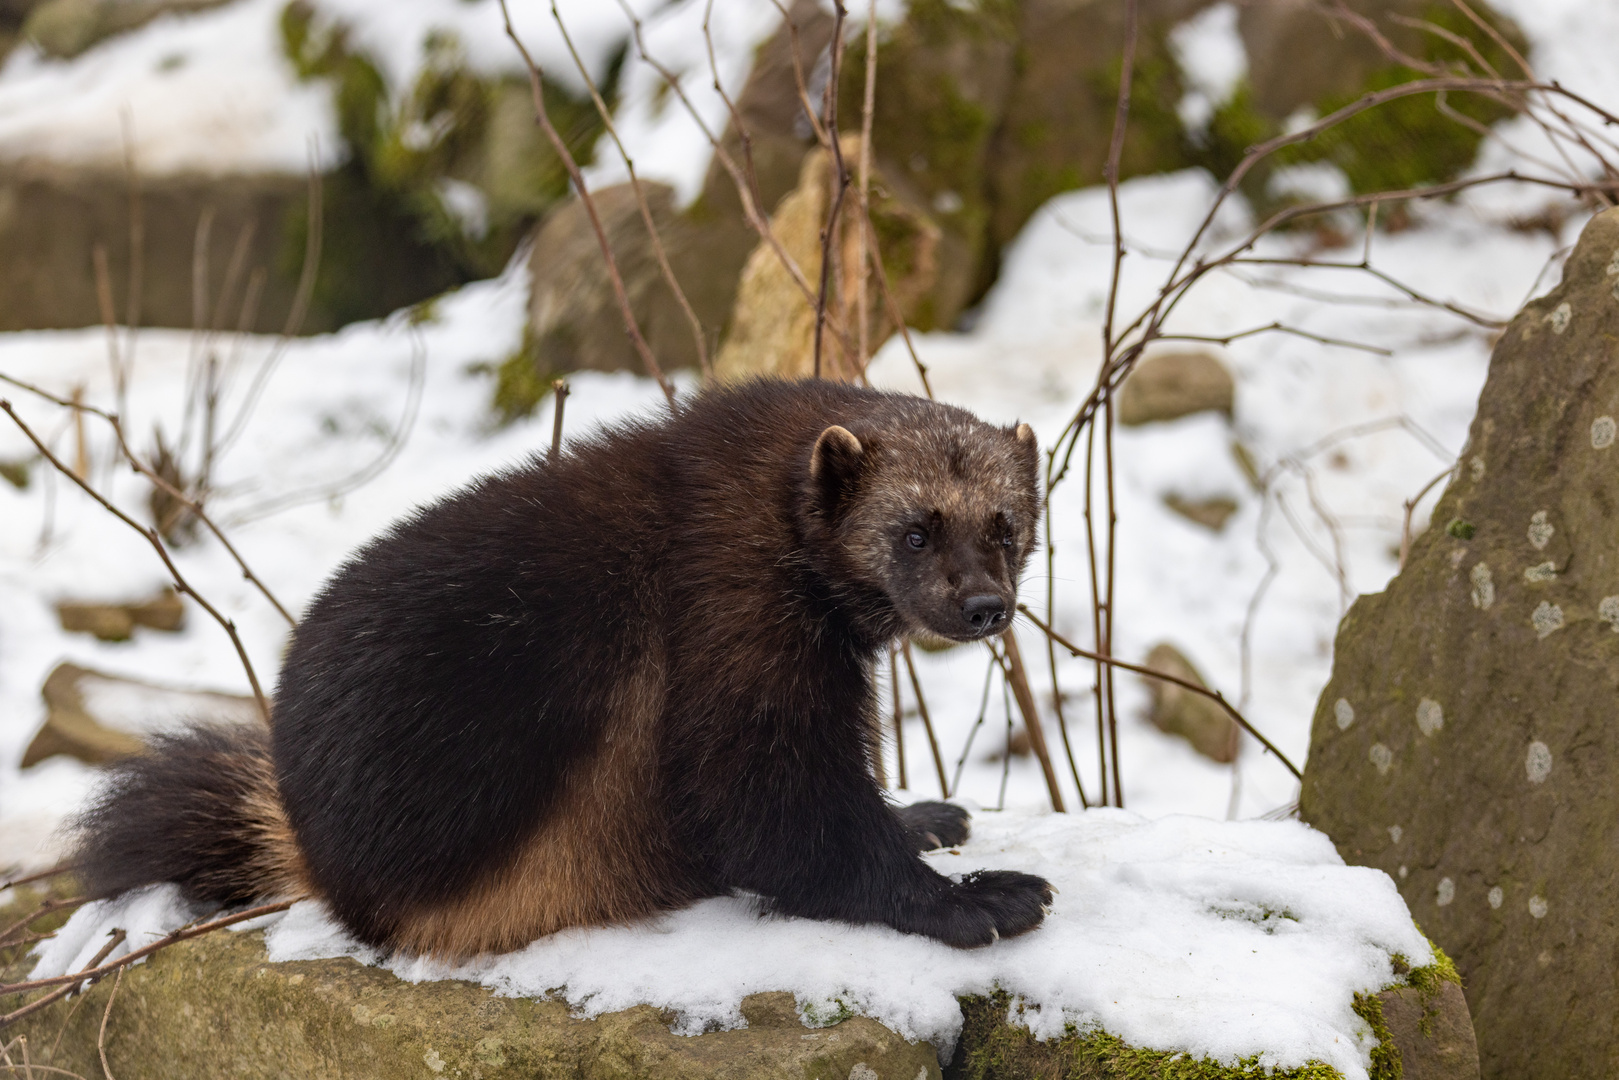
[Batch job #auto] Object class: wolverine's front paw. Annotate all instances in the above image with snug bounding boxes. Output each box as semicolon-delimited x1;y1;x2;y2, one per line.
930;870;1052;948
896;801;971;851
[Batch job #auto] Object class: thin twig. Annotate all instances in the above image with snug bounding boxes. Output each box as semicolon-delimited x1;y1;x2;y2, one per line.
613;0;856;361
900;641;948;798
549;380;570;461
888;644;907;789
0;902;293;1005
1400;462;1460;568
0;931;124;1031
0;899;87;951
812;2;850;380
1019;606;1302;781
0;400;270;719
0;374;295;626
999;630;1066;811
225;326;427;525
502;0;676;407
855;0;878;375
550;2;711;379
95;969;122;1080
0;867;76;894
216;159;324;458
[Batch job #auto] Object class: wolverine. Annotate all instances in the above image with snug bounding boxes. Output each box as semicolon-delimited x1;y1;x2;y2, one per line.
73;379;1053;958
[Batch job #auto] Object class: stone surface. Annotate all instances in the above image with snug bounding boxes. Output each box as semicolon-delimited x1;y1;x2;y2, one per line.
8;928;942;1080
1228;0;1529;199
21;661;258;767
1116;351;1235;425
1140;643;1238;763
1378;981;1481;1080
21;0;228;58
1162;493;1239;531
949;978;1476;1079
1237;0;1524;126
838;0;1018;327
57;587;183;641
980;0;1212;282
525;180;700;375
0;162;458;334
512;0;833;390
1300;207;1619;1078
713;142;938;383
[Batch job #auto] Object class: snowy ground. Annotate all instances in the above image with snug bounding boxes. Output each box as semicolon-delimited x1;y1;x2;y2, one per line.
36;809;1434;1076
3;0;1615;1072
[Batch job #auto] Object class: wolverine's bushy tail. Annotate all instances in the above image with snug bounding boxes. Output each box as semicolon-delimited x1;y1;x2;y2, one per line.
72;723;306;907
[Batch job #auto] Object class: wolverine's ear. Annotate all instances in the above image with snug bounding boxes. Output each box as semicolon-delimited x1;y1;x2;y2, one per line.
810;425;865;512
1012;422;1039;470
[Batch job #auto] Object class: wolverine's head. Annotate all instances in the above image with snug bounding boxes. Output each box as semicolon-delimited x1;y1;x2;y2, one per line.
806;398;1042;644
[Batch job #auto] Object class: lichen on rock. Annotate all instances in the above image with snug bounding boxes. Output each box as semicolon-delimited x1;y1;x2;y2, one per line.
1301;206;1619;1078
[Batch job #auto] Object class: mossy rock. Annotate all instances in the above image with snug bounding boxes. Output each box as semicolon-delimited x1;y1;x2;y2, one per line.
277;0;609;326
1300;208;1619;1077
838;0;1019;328
948;946;1477;1080
4;915;1480;1080
4;927;941;1080
21;0;229;59
1206;0;1529;207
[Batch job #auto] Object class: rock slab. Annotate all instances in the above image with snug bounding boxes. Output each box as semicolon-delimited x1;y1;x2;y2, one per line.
1301;207;1619;1078
9;928;939;1080
21;661;258;767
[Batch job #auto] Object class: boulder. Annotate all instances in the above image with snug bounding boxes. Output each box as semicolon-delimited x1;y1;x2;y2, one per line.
21;661;258;767
0;162;459;334
713;142;939;383
1300;207;1619;1078
978;0;1213;286
837;0;1019;327
1222;0;1530;198
21;0;228;59
953;973;1478;1079
504;0;833;402
1;913;1479;1080
56;586;184;642
524;181;697;377
7;928;942;1080
1116;350;1235;425
1139;642;1238;763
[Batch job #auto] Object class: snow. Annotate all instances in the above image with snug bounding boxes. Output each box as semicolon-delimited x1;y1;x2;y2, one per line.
2;0;1612;1069
0;0;783;185
1169;1;1245;133
34;808;1431;1076
867;168;1565;819
0;0;339;176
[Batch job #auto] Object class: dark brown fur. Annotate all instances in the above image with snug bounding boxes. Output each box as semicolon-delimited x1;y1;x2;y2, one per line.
73;379;1051;957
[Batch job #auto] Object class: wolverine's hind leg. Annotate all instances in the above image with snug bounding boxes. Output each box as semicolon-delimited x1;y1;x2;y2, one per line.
895;801;970;851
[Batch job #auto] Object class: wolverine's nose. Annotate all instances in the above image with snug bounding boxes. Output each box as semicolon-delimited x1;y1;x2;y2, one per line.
962;594;1008;634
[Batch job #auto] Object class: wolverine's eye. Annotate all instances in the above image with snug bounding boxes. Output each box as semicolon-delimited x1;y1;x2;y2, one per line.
1001;533;1014;549
905;530;927;550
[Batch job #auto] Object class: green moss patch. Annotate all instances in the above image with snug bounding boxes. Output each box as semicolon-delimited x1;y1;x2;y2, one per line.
948;992;1345;1080
1197;3;1525;215
276;0;610;327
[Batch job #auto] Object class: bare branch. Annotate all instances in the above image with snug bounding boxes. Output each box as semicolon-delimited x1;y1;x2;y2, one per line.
900;640;948;798
0;399;271;719
1019;606;1302;781
0;373;295;626
500;0;677;408
0;901;294;1007
550;2;712;379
